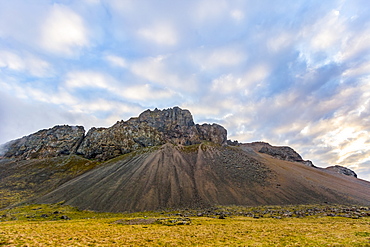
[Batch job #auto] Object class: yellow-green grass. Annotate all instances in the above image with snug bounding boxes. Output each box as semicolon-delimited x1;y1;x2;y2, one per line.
1;204;370;246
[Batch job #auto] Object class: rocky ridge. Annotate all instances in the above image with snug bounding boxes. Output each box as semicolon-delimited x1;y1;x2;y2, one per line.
1;107;227;161
242;142;315;167
1;125;85;160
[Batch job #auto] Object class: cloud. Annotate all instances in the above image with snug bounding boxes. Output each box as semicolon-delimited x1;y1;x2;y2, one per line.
0;50;51;77
230;9;244;21
40;4;89;55
137;23;178;46
83;0;100;4
211;64;270;94
191;46;247;71
342;61;370;77
0;90;100;145
122;84;175;101
105;55;128;68
64;71;115;90
306;10;345;51
62;69;179;106
341;28;370;61
194;0;228;22
130;55;198;92
267;32;294;53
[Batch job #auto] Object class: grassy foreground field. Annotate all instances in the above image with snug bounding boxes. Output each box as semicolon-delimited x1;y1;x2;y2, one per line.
1;204;370;246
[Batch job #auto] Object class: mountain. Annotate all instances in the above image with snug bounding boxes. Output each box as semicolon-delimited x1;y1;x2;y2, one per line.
0;107;369;211
1;107;226;161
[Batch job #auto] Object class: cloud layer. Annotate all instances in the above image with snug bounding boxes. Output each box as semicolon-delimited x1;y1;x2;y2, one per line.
1;0;370;180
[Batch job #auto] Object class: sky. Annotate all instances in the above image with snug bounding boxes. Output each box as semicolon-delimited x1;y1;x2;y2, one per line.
1;0;370;181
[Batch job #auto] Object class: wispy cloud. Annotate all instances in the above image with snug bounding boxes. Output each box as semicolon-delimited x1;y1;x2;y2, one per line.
105;55;128;68
0;50;51;77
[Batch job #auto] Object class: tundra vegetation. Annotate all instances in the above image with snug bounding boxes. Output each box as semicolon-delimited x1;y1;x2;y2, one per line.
1;203;370;246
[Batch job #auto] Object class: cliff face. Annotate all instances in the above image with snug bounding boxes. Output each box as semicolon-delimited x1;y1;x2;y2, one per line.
76;107;227;160
1;107;227;161
1;125;85;159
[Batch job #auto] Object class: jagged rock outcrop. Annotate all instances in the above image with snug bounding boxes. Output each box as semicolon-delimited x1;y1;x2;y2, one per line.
1;125;85;160
325;165;357;178
1;107;227;161
76;107;227;160
243;142;315;167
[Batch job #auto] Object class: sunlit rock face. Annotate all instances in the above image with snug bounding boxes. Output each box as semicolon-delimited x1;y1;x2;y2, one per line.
1;125;85;159
325;165;357;178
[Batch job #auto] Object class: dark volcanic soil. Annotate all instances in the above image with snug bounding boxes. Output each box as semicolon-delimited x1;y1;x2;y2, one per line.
34;143;370;212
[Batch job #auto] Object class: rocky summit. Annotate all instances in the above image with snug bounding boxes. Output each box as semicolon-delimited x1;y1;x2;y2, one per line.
0;107;369;212
1;107;227;161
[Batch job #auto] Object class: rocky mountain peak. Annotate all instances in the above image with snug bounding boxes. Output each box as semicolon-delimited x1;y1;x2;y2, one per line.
138;107;195;129
1;107;227;161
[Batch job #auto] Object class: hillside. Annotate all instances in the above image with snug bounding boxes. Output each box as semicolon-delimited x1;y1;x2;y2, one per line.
35;143;370;212
1;107;369;211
